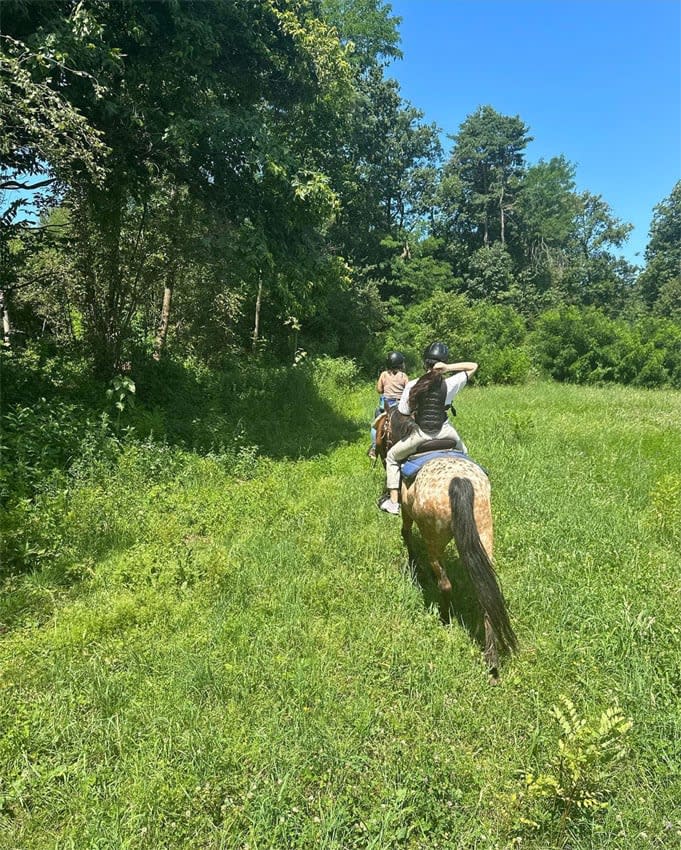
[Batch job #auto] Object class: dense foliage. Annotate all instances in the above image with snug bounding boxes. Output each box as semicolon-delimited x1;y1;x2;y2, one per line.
1;0;678;380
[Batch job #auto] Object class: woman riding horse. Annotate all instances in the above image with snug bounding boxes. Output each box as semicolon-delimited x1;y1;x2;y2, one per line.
368;351;409;460
380;341;476;515
376;342;517;677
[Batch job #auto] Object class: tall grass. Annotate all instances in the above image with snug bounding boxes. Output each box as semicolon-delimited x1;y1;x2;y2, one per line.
1;365;680;849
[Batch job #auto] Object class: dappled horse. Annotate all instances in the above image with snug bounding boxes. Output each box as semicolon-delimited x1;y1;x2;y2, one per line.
377;408;517;678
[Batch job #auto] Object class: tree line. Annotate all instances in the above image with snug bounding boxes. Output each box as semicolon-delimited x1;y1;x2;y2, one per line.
1;0;679;382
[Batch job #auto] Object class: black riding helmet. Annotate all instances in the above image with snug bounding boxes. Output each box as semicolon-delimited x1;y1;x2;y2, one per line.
386;350;405;369
423;341;449;366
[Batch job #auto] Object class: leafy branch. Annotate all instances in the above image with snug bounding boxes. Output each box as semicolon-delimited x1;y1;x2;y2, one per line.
511;697;633;847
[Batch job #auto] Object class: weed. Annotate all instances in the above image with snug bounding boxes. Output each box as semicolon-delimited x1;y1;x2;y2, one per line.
510;697;633;847
504;410;537;443
106;374;136;433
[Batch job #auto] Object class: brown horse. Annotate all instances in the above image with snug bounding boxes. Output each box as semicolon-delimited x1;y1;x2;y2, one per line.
377;408;517;679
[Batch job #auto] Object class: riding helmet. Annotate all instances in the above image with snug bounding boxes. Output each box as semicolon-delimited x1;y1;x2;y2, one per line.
423;341;449;365
386;350;405;369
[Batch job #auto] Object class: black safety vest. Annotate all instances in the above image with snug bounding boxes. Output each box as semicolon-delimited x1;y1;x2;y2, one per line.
414;378;448;434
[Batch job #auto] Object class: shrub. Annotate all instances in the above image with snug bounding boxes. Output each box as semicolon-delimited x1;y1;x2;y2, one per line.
306;355;358;390
0;399;109;503
385;292;531;384
531;306;681;388
481;346;532;385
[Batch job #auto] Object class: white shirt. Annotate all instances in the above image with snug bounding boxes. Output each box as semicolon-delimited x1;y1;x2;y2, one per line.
398;372;468;415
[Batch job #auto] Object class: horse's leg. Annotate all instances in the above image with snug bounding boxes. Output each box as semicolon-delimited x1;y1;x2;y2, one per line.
423;536;452;623
400;512;416;562
424;536;452;595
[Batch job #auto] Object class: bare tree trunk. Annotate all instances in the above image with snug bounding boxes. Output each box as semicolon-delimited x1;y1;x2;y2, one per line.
153;269;175;361
102;187;124;373
499;186;506;245
0;289;11;349
252;271;263;353
80;179;125;377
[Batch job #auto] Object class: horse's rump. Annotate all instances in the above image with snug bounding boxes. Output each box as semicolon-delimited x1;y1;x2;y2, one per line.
401;456;490;524
400;455;517;662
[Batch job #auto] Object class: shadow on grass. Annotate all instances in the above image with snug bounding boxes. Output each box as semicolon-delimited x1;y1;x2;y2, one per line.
403;533;487;654
1;348;363;466
129;356;363;460
1;350;363;600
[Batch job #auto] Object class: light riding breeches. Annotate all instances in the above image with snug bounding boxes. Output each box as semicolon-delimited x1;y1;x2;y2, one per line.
385;421;466;490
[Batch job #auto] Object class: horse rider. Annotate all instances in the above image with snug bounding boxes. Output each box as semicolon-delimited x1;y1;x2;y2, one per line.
379;341;478;515
368;351;409;459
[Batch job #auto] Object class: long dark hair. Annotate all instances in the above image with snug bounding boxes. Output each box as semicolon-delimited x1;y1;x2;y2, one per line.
408;366;442;412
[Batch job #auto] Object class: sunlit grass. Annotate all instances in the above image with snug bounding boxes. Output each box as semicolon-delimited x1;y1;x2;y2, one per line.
1;378;680;849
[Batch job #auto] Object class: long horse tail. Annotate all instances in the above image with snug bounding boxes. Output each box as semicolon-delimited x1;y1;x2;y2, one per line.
448;477;518;655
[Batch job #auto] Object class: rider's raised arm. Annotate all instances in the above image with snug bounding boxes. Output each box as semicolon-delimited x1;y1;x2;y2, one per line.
434;361;478;378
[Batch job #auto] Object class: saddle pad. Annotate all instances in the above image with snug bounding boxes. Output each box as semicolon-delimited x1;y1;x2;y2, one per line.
401;450;488;481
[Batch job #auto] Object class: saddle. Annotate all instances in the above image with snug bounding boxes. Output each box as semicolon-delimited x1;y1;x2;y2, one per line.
399;438;462;481
375;418;460;467
401;449;468;481
399;439;489;483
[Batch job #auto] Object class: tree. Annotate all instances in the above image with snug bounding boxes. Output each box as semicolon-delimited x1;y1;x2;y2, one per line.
0;28;107;348
440;105;532;250
638;181;681;310
384;237;458;304
514;158;602;311
6;207;81;346
3;1;354;372
0;30;107;198
565;191;634;310
323;66;441;262
519;157;579;247
572;191;632;261
466;243;516;303
321;0;401;70
319;0;443;322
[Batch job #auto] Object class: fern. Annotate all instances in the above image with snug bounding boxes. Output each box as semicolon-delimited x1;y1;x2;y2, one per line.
514;697;633;846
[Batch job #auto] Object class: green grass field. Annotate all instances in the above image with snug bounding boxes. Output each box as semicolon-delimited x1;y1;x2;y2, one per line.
1;378;680;849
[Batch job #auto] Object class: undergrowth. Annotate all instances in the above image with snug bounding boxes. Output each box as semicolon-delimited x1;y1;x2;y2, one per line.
1;353;680;849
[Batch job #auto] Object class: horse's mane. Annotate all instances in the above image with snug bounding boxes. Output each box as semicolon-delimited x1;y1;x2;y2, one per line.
389;408;416;442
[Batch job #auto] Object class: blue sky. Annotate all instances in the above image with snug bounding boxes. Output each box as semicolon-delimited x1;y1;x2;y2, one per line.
387;0;681;264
